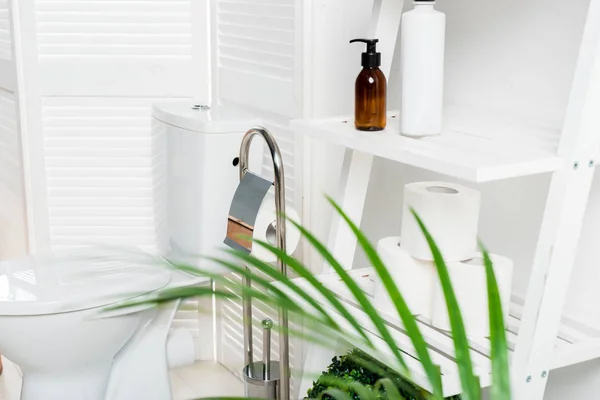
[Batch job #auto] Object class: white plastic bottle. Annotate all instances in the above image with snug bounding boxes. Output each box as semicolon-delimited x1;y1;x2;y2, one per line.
400;0;446;137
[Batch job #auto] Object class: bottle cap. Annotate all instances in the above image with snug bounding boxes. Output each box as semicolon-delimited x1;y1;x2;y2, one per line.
350;38;381;68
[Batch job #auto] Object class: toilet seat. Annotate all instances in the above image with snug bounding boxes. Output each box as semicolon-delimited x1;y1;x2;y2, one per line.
0;251;171;316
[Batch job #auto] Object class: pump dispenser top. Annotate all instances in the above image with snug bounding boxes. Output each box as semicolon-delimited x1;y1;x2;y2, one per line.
350;38;386;131
349;39;381;69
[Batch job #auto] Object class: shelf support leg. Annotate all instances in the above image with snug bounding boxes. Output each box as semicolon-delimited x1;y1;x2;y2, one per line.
512;1;600;397
513;164;596;399
325;149;374;271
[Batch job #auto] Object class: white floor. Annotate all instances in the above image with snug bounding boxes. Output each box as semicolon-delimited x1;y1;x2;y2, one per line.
0;357;244;400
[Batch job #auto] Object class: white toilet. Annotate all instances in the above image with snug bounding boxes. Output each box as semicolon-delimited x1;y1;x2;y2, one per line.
0;101;261;400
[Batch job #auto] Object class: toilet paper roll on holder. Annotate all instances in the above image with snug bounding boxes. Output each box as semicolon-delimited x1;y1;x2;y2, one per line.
238;127;290;400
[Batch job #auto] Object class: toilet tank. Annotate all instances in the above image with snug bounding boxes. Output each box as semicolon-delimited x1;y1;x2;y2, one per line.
151;101;262;273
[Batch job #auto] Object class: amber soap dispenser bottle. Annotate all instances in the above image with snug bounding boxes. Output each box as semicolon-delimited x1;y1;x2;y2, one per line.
350;38;387;131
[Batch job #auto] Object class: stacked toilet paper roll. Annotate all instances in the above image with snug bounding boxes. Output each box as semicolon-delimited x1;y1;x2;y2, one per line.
250;196;301;263
430;254;513;337
373;181;513;337
374;237;435;318
401;182;481;262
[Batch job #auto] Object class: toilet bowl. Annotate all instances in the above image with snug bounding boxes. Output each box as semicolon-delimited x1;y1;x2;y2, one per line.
0;250;209;400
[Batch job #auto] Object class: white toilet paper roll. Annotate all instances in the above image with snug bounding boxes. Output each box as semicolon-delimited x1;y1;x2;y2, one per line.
401;181;481;262
167;328;196;369
431;253;513;337
373;237;435;318
250;198;301;263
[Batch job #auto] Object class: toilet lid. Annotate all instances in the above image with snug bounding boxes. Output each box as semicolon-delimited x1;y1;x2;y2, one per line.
0;250;172;316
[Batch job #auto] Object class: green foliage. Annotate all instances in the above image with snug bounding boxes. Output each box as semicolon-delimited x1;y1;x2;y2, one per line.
114;198;511;400
306;350;461;400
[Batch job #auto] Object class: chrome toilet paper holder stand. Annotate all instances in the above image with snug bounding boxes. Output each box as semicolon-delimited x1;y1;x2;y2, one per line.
238;127;290;400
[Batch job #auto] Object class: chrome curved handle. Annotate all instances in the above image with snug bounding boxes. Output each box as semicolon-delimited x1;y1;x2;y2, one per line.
239;127;290;400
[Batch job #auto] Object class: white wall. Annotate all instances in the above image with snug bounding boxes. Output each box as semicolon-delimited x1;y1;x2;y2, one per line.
306;0;600;397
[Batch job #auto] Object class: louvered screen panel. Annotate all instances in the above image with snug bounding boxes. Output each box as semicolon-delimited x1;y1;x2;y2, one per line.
214;0;304;377
35;0;191;57
215;0;300;117
33;0;203;358
0;89;20;197
261;119;298;207
151;115;169;254
34;0;193;97
0;88;27;258
43;97;168;251
0;0;10;61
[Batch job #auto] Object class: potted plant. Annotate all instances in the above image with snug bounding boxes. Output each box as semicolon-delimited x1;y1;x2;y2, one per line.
306;349;463;400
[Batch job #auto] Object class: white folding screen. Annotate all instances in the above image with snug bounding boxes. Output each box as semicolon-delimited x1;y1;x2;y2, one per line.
213;0;301;118
27;0;201;251
10;0;209;355
0;0;11;61
212;0;305;393
0;0;28;259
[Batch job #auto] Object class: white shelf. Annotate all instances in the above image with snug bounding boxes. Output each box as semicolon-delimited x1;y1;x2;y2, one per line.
291;268;600;397
292;106;564;183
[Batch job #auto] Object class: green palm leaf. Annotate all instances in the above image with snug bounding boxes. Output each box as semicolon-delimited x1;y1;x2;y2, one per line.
374;378;405;400
250;238;375;348
107;197;511;400
287;217;410;376
319;389;354;400
329;198;443;399
318;375;379;400
411;209;480;400
222;250;343;334
481;244;510;399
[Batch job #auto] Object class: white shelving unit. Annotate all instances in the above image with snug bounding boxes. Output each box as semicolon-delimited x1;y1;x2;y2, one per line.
293;0;600;398
291;269;600;397
293;106;563;183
